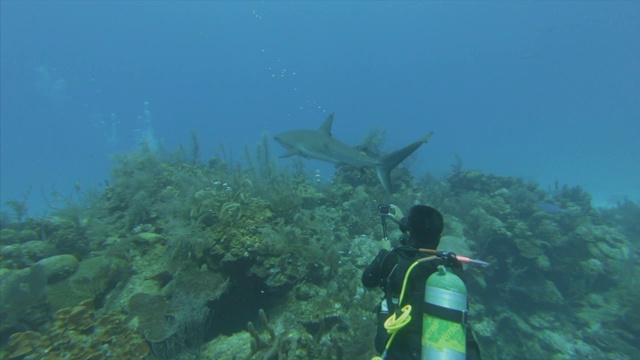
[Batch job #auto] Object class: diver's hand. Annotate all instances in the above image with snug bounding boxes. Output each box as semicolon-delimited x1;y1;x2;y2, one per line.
388;204;404;223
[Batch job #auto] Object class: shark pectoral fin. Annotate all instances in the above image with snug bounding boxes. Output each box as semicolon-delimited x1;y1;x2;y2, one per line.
279;148;300;158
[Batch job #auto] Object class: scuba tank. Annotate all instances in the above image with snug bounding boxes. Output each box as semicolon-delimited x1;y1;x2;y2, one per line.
422;265;468;360
369;246;487;360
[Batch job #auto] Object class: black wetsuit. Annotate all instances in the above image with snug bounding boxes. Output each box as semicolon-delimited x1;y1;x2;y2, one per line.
362;246;482;360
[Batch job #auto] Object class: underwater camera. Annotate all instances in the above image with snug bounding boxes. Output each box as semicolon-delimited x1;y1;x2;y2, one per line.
378;204;392;216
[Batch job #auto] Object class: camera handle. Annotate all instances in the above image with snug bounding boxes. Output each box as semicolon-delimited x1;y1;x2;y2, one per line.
380;214;389;242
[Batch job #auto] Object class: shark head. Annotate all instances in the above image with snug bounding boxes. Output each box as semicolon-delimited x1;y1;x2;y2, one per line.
272;133;289;149
273;130;312;158
273;132;298;151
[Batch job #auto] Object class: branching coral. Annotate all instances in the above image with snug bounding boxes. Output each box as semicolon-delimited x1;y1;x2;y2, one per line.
219;201;241;223
246;309;296;360
4;299;148;359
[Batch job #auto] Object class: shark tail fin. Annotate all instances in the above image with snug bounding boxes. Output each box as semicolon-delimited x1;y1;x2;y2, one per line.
375;132;433;192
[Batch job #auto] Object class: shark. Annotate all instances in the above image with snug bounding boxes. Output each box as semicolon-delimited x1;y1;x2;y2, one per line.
274;113;433;192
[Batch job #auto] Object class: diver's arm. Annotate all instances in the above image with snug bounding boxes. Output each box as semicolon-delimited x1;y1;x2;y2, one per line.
362;249;389;288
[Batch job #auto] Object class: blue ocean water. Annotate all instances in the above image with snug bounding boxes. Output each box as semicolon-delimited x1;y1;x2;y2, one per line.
1;1;638;216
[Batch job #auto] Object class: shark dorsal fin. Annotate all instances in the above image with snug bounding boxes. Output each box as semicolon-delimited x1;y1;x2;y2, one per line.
318;113;335;137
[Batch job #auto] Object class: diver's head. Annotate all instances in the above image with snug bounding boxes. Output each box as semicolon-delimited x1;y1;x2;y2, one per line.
405;205;443;248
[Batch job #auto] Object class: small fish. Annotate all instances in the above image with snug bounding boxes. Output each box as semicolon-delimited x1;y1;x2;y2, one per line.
536;201;569;215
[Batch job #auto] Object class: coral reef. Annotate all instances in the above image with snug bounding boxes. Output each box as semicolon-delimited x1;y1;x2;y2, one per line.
0;265;48;336
3;299;148;359
246;308;290;359
1;140;638;360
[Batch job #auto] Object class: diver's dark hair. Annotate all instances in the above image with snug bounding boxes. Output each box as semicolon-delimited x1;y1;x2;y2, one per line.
407;205;444;248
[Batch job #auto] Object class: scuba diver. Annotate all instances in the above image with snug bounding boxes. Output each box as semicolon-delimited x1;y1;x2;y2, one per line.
362;204;483;360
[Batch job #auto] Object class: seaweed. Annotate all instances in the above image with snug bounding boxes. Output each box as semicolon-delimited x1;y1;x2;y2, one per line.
4;188;31;222
190;130;200;166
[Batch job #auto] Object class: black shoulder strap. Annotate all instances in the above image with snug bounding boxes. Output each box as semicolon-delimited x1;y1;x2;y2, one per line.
379;247;414;314
381;247;438;315
424;302;469;326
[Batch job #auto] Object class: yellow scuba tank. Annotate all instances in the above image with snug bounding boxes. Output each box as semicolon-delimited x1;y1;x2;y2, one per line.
422;265;468;359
